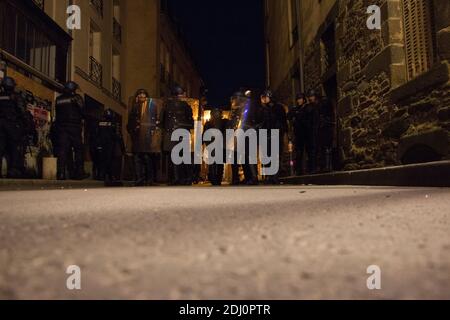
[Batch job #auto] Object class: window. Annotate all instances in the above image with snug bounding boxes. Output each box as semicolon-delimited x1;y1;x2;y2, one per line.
33;0;44;10
112;48;121;101
0;0;67;82
113;0;121;43
402;0;435;79
89;0;103;18
89;21;102;86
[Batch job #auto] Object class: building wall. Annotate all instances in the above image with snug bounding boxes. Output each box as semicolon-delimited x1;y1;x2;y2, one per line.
44;0;127;122
123;0;159;99
264;0;301;106
159;13;203;99
298;0;450;170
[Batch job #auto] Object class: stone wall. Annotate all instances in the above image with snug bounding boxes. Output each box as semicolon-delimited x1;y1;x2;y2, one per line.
302;0;450;170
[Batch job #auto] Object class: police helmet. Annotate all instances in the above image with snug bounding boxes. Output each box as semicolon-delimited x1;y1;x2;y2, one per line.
104;108;115;121
296;93;306;100
211;108;223;119
261;90;273;99
136;88;149;98
307;89;319;98
64;81;79;94
172;85;186;97
1;76;16;91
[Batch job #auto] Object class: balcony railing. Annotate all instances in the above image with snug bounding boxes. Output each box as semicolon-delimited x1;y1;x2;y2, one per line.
112;77;121;101
33;0;44;10
89;56;103;86
89;0;103;18
113;18;122;43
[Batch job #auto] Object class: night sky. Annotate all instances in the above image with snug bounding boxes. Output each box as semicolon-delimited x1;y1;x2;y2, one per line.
168;0;266;107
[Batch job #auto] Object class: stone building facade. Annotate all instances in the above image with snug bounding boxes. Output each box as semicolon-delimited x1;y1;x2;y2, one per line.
264;0;303;106
266;0;450;171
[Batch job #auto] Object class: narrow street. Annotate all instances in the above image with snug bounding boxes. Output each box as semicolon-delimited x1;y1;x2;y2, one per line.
1;186;449;299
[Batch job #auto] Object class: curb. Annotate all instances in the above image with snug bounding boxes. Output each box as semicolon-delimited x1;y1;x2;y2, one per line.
0;179;105;191
281;161;450;187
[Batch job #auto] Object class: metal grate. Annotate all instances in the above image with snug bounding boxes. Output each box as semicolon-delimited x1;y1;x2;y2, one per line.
89;56;103;86
90;0;103;18
113;18;121;43
402;0;435;80
112;77;121;101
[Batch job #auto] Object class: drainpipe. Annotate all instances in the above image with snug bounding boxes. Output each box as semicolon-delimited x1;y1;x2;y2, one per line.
297;0;305;93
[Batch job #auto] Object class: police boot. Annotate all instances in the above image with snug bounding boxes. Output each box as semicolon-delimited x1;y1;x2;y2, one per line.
57;171;66;181
246;165;259;186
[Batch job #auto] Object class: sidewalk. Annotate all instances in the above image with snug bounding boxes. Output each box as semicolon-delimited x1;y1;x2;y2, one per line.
281;160;450;187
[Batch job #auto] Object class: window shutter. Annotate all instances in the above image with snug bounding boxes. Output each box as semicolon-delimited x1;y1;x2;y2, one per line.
402;0;435;79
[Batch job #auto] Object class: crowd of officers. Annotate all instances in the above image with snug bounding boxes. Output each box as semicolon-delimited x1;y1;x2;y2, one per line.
1;75;334;186
0;77;37;179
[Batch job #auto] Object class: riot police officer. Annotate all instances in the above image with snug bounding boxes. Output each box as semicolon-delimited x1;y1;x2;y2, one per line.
287;93;309;175
226;90;259;185
203;108;229;186
0;76;25;178
308;89;334;173
54;81;88;180
258;90;287;185
302;89;321;174
160;86;194;186
96;109;125;186
127;89;160;186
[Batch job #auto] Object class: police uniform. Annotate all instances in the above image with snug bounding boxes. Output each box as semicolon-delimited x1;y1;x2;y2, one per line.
258;98;287;184
160;96;194;185
127;97;160;186
203;109;229;186
226;92;259;185
96;110;125;185
0;85;25;178
317;98;334;172
54;89;86;180
288;100;310;175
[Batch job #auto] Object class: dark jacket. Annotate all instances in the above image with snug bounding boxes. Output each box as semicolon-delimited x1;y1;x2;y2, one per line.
55;93;84;126
97;117;125;157
287;103;309;136
258;102;288;135
0;92;23;121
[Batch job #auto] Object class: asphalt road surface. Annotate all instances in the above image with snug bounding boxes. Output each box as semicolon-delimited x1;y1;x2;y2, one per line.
0;186;449;300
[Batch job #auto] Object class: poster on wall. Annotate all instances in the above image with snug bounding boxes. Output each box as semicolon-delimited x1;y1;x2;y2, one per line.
21;90;53;177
